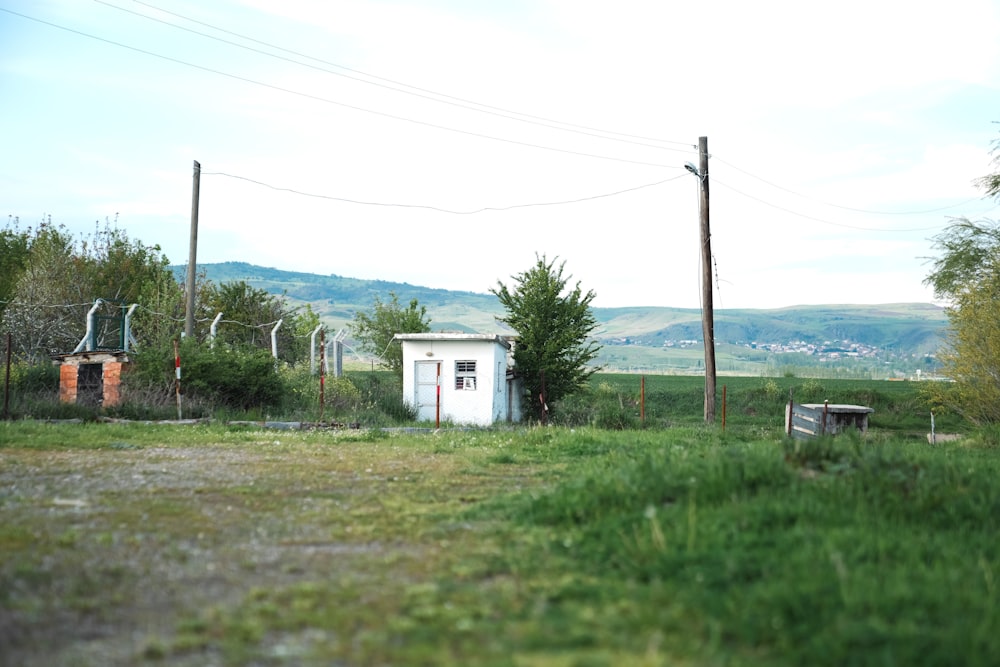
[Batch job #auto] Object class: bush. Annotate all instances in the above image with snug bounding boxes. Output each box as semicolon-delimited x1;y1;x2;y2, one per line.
10;362;60;393
128;340;284;412
1;362;62;419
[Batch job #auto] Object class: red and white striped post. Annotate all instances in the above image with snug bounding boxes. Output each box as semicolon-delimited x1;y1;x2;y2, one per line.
174;338;182;420
435;361;441;429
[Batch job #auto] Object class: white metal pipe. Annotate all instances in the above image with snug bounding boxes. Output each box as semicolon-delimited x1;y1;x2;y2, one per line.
310;325;323;374
210;312;224;347
271;319;283;359
72;299;103;353
123;304;138;352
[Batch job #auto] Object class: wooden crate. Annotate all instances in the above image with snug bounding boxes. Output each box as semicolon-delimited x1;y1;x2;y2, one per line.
785;401;874;439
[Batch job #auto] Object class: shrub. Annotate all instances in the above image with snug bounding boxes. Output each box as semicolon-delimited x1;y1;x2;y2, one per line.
127;340;284;412
11;362;60;393
1;362;61;419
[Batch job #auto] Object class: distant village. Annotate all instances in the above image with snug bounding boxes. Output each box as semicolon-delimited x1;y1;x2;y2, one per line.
607;337;908;362
735;339;884;361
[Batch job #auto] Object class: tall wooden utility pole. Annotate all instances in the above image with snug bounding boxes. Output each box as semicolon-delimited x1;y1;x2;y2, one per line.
697;137;716;423
185;160;201;339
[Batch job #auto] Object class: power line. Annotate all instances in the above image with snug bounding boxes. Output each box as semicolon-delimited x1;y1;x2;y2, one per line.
714;155;982;215
712;178;946;232
203;171;687;214
114;0;695;150
2;7;680;170
95;0;696;155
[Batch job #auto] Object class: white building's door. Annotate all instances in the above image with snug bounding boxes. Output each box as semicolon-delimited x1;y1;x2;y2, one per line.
415;361;440;422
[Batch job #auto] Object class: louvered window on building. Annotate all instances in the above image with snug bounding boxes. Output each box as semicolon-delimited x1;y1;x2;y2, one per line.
455;360;477;390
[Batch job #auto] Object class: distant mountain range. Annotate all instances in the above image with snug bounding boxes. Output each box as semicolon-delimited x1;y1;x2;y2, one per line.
174;262;948;373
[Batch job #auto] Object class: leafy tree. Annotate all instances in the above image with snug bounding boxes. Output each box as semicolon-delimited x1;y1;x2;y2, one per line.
924;219;1000;424
0;217;184;361
200;280;316;364
0;217;30;320
2;220;82;362
79;220;183;349
492;255;601;421
922;131;1000;424
350;292;431;375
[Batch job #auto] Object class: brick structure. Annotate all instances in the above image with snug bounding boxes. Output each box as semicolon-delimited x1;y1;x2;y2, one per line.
54;351;130;407
59;363;79;404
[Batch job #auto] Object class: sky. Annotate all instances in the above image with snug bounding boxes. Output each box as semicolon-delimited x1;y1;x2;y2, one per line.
2;0;999;310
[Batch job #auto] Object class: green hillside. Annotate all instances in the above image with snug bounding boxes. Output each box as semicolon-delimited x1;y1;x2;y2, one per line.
174;262;948;376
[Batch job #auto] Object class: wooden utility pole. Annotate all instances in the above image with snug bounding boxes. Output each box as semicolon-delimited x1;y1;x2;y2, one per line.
697;137;717;423
185;160;201;339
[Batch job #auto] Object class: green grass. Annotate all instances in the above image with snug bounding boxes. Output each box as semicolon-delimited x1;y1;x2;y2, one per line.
1;408;996;665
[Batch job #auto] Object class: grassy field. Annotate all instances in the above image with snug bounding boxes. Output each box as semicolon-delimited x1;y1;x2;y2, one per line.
1;382;996;666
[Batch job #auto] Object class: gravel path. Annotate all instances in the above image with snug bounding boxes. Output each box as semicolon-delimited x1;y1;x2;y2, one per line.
1;443;438;666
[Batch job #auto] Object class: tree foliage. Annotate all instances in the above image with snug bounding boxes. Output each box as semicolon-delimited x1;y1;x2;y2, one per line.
0;217;182;362
350;292;431;375
196;280;320;365
921;128;1000;422
923;219;1000;424
974;123;1000;200
492;255;601;421
0;218;30;320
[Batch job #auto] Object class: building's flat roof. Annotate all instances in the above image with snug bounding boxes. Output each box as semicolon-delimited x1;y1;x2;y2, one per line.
394;333;511;349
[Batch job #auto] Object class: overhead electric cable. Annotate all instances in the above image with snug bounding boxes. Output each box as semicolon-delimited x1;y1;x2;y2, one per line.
2;7;677;170
714;155;982;215
203;171;686;214
712;178;946;232
117;0;695;149
96;0;695;154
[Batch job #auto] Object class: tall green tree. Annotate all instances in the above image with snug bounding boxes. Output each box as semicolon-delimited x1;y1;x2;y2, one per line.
924;219;1000;424
492;255;601;421
350;292;431;375
924;128;1000;423
0;218;30;321
2;221;83;362
0;217;183;361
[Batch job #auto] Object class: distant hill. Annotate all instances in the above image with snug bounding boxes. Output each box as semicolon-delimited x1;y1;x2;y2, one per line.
174;262;948;375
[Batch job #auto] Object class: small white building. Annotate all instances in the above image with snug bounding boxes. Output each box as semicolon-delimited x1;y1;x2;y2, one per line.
395;333;522;426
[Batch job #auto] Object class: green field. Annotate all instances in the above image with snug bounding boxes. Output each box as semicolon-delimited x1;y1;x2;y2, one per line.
1;379;994;666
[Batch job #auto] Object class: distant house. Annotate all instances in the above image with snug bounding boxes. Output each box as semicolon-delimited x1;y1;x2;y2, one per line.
394;333;522;426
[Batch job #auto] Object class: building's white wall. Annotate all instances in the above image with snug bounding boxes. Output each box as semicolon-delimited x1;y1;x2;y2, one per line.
400;338;515;425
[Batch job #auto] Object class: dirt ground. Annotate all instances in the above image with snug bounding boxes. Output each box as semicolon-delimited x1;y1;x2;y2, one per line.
1;437;505;666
